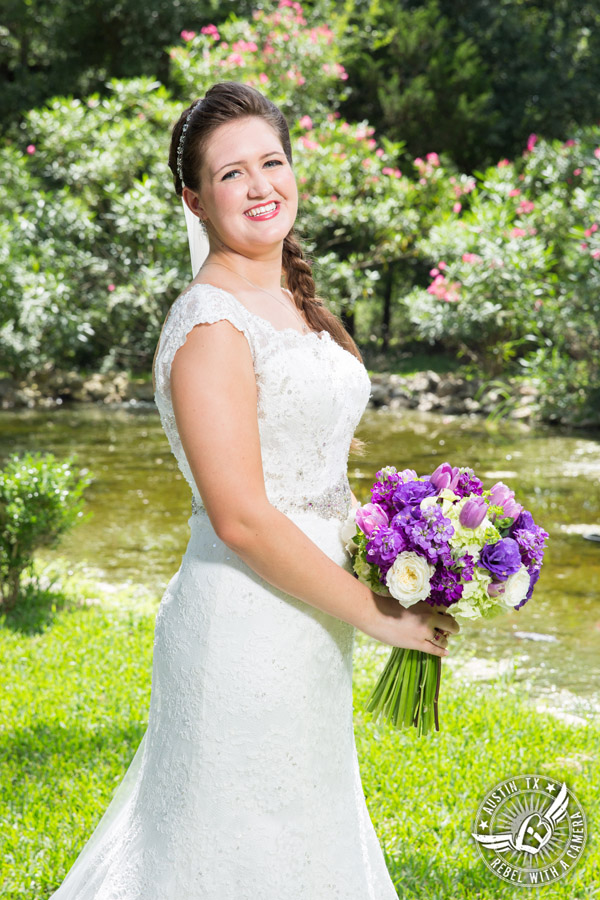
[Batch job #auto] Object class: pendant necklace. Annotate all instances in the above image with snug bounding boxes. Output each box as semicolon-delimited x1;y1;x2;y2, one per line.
202;261;310;334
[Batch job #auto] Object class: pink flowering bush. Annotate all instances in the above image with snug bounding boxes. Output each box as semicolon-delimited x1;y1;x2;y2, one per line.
168;1;349;122
402;125;600;422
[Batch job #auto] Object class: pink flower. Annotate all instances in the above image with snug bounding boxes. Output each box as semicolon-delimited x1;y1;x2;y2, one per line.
375;148;384;157
497;158;510;167
26;144;36;155
510;227;527;238
517;199;535;213
367;138;376;149
426;152;440;166
591;249;600;259
459;497;488;529
429;268;439;277
526;133;537;152
330;194;338;201
438;261;447;270
200;23;219;35
573;168;582;176
462;253;482;264
356;502;389;536
299;115;313;130
259;73;269;84
453;202;462;214
563;139;576;147
227;52;244;66
180;30;196;41
361;158;373;168
299;136;319;150
509;188;521;197
382;166;394;176
108;284;116;292
595;148;600;159
580;242;589;250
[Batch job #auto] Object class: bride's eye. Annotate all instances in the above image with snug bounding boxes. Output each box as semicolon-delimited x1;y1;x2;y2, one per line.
222;159;283;181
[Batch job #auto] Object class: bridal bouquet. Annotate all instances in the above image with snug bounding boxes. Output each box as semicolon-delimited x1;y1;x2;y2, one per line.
341;463;548;736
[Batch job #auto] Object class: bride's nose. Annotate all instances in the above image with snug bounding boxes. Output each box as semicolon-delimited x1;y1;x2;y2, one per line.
246;167;272;197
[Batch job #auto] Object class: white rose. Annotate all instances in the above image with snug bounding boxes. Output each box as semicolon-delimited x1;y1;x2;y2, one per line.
385;551;434;608
499;564;531;608
340;507;359;554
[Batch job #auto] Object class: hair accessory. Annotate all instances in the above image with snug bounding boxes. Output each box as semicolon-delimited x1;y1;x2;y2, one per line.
176;99;201;186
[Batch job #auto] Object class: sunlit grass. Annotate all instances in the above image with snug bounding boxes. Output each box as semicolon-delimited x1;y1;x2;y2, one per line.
1;573;597;899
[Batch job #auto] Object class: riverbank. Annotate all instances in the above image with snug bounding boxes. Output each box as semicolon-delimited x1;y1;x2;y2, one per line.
0;367;542;423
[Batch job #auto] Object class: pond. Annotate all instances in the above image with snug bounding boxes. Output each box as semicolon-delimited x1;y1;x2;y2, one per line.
2;402;599;720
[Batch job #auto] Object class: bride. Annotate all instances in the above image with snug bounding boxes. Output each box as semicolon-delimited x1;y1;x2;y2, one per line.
47;80;459;899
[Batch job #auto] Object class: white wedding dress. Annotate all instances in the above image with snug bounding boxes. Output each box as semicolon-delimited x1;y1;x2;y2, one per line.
47;282;399;899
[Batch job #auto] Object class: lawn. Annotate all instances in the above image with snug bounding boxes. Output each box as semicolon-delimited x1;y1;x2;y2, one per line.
1;570;598;899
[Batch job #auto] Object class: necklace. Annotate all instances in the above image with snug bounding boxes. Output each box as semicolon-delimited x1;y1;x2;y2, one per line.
201;261;310;334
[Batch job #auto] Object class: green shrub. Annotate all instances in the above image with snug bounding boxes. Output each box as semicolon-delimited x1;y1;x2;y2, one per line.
0;452;92;608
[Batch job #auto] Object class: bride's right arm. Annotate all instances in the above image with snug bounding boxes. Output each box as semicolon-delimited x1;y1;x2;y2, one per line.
170;319;456;657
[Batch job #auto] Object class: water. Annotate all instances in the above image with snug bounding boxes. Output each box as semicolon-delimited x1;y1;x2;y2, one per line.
2;402;599;716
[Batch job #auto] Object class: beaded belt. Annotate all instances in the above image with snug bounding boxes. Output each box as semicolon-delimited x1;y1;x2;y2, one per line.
191;477;351;521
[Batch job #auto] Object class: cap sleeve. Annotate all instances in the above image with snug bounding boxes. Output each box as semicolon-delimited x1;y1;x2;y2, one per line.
153;283;256;401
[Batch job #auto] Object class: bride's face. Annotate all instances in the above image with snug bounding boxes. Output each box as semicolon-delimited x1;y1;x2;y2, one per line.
187;115;298;256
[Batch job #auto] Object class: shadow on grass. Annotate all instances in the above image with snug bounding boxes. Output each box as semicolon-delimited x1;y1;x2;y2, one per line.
0;580;84;636
0;716;146;786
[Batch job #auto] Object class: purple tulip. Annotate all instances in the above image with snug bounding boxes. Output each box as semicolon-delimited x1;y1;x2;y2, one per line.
479;538;523;581
459;496;488;529
489;482;523;520
355;502;389;536
430;462;460;492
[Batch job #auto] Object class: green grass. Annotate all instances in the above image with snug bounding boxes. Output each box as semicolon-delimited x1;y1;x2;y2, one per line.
1;571;598;899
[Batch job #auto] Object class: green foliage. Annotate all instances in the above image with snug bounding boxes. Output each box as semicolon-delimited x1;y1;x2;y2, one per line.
0;453;92;608
340;0;600;172
2;0;600;422
0;0;250;128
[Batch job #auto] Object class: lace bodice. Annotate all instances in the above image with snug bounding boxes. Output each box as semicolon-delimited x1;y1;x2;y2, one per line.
153;282;372;519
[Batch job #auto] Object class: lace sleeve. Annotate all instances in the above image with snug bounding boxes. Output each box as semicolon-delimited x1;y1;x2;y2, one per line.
154;283;256;401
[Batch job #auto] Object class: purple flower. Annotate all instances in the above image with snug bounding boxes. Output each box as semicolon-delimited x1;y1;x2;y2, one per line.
489;482;523;520
355;502;389;536
479;538;522;581
429;462;460;491
510;509;536;532
457;553;475;581
365;526;406;569
390;505;454;565
390;479;437;510
459;497;488;529
370;467;417;517
426;566;464;607
453;468;484;499
509;509;549;569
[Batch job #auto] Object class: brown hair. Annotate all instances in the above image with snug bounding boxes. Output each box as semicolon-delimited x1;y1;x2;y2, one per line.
168;81;367;457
